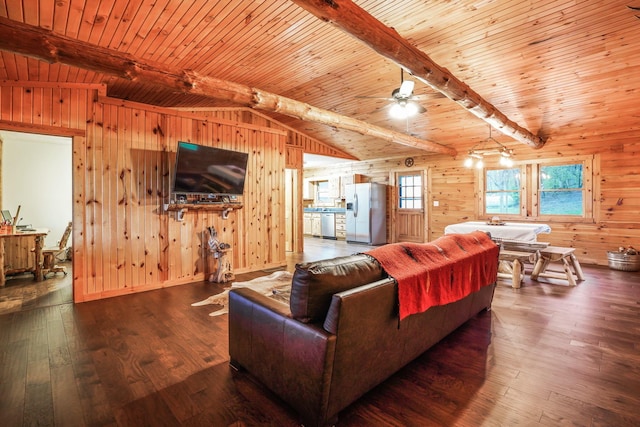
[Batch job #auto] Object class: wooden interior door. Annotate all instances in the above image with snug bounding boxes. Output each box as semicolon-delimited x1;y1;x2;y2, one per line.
393;170;426;243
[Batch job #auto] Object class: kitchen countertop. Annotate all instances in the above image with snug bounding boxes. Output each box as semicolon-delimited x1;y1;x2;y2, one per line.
304;207;346;213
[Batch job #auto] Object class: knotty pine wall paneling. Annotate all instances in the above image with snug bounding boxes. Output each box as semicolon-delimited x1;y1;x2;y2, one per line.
1;82;288;302
304;137;640;266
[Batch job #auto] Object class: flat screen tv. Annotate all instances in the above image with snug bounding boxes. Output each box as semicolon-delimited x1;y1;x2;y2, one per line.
172;142;249;197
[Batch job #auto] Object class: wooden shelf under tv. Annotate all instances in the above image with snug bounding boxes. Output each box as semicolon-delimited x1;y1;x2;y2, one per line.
164;203;243;212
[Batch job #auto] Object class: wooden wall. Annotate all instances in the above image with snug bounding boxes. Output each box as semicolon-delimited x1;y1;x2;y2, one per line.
175;107;357;163
305;134;640;267
2;81;638;303
0;82;288;302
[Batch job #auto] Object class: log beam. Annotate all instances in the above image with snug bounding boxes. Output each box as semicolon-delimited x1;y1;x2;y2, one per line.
0;17;456;156
290;0;547;149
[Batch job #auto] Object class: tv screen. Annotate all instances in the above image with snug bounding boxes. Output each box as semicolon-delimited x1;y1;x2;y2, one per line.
172;142;249;196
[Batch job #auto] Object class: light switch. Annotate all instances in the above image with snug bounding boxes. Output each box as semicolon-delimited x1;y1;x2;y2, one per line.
433;200;439;207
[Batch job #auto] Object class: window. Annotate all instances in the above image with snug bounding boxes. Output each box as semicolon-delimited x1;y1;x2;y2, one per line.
480;156;594;222
316;180;332;204
485;168;521;215
398;173;422;209
539;164;583;215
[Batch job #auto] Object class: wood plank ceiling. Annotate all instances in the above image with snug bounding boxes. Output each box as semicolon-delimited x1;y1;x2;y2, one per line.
0;0;638;161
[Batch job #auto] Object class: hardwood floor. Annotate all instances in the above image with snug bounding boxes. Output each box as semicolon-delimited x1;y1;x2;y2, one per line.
0;262;72;315
1;239;639;426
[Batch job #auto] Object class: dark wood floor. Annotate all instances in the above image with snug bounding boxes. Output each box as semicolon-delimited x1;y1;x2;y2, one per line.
1;239;639;426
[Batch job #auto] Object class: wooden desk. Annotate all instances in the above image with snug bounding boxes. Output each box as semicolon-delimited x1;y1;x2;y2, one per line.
0;228;48;286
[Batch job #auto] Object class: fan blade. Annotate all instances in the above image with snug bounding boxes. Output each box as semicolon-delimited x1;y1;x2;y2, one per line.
411;92;447;100
404;101;427;115
398;80;415;98
355;95;395;100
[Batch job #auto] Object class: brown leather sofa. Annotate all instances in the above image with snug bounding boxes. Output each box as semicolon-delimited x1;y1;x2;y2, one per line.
229;248;496;426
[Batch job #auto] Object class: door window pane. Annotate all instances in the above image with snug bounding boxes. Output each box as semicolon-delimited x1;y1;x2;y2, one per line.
399;174;422;209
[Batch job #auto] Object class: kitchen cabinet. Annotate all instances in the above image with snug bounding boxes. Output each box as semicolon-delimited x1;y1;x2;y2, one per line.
303;178;313;200
335;213;346;240
311;213;322;237
340;174;364;199
328;176;341;199
303;213;312;235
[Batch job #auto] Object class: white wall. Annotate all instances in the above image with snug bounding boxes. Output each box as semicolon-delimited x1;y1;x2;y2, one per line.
1;130;72;248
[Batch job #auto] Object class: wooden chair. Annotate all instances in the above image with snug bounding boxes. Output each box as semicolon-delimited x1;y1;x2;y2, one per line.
42;221;72;278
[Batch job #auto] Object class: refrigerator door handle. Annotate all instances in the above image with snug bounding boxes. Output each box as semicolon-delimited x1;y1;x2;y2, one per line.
353;193;358;217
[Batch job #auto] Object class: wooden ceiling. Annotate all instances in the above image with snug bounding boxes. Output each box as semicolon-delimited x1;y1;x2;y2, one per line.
0;0;639;161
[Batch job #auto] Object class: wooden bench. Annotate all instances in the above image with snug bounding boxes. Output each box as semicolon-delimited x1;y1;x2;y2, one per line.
498;249;536;289
531;246;585;286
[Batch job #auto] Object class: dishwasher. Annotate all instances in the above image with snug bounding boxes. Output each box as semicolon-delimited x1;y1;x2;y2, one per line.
321;212;336;239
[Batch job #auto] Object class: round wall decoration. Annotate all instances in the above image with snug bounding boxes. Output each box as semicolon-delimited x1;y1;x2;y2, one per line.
404;157;414;167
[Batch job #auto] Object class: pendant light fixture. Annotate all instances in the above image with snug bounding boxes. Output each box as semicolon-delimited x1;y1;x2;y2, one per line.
463;126;514;169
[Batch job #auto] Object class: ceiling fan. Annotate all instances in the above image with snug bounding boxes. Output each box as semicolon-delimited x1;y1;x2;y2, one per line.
357;69;443;119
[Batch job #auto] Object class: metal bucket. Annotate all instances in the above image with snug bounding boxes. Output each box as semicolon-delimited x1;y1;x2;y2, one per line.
607;251;640;272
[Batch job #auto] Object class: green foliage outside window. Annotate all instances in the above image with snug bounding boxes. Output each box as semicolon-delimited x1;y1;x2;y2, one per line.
540;164;584;215
485;168;520;214
484;163;585;216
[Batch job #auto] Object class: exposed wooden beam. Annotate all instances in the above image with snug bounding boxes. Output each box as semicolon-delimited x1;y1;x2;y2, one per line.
0;17;456;157
290;0;547;149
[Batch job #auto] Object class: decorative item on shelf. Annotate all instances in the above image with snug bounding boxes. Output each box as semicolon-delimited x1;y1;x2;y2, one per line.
463;126;514;169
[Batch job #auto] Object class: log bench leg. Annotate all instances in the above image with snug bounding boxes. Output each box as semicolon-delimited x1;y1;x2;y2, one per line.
562;256;577;286
531;250;583;286
530;257;548;280
570;253;585;281
512;259;523;289
498;250;536;289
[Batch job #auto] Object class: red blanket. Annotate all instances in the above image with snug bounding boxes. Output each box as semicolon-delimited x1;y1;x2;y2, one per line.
365;231;499;320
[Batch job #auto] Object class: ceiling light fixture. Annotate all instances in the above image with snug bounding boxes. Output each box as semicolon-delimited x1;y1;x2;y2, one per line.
389;99;420;119
463;126;514;169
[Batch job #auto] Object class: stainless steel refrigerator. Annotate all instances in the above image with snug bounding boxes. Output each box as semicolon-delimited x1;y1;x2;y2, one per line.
345;182;386;245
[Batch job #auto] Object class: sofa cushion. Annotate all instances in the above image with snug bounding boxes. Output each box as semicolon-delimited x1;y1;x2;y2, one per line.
290;253;385;323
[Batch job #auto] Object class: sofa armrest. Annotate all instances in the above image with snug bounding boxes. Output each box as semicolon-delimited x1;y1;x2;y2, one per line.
228;287;337;426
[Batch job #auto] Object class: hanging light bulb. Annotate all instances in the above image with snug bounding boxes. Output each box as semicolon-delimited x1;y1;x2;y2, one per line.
499;155;514;167
464;157;474;168
404;101;419;117
389;100;420;120
499;148;514;167
389;103;408;119
475;158;484;169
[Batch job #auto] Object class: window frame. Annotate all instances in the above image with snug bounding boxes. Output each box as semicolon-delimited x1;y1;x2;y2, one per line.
483;167;524;216
478;155;595;223
398;172;423;210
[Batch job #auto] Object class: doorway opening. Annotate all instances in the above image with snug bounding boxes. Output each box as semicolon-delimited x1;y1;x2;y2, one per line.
0;130;73;313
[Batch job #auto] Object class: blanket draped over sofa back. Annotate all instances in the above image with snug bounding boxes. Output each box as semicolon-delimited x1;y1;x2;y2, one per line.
366;231;499;320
